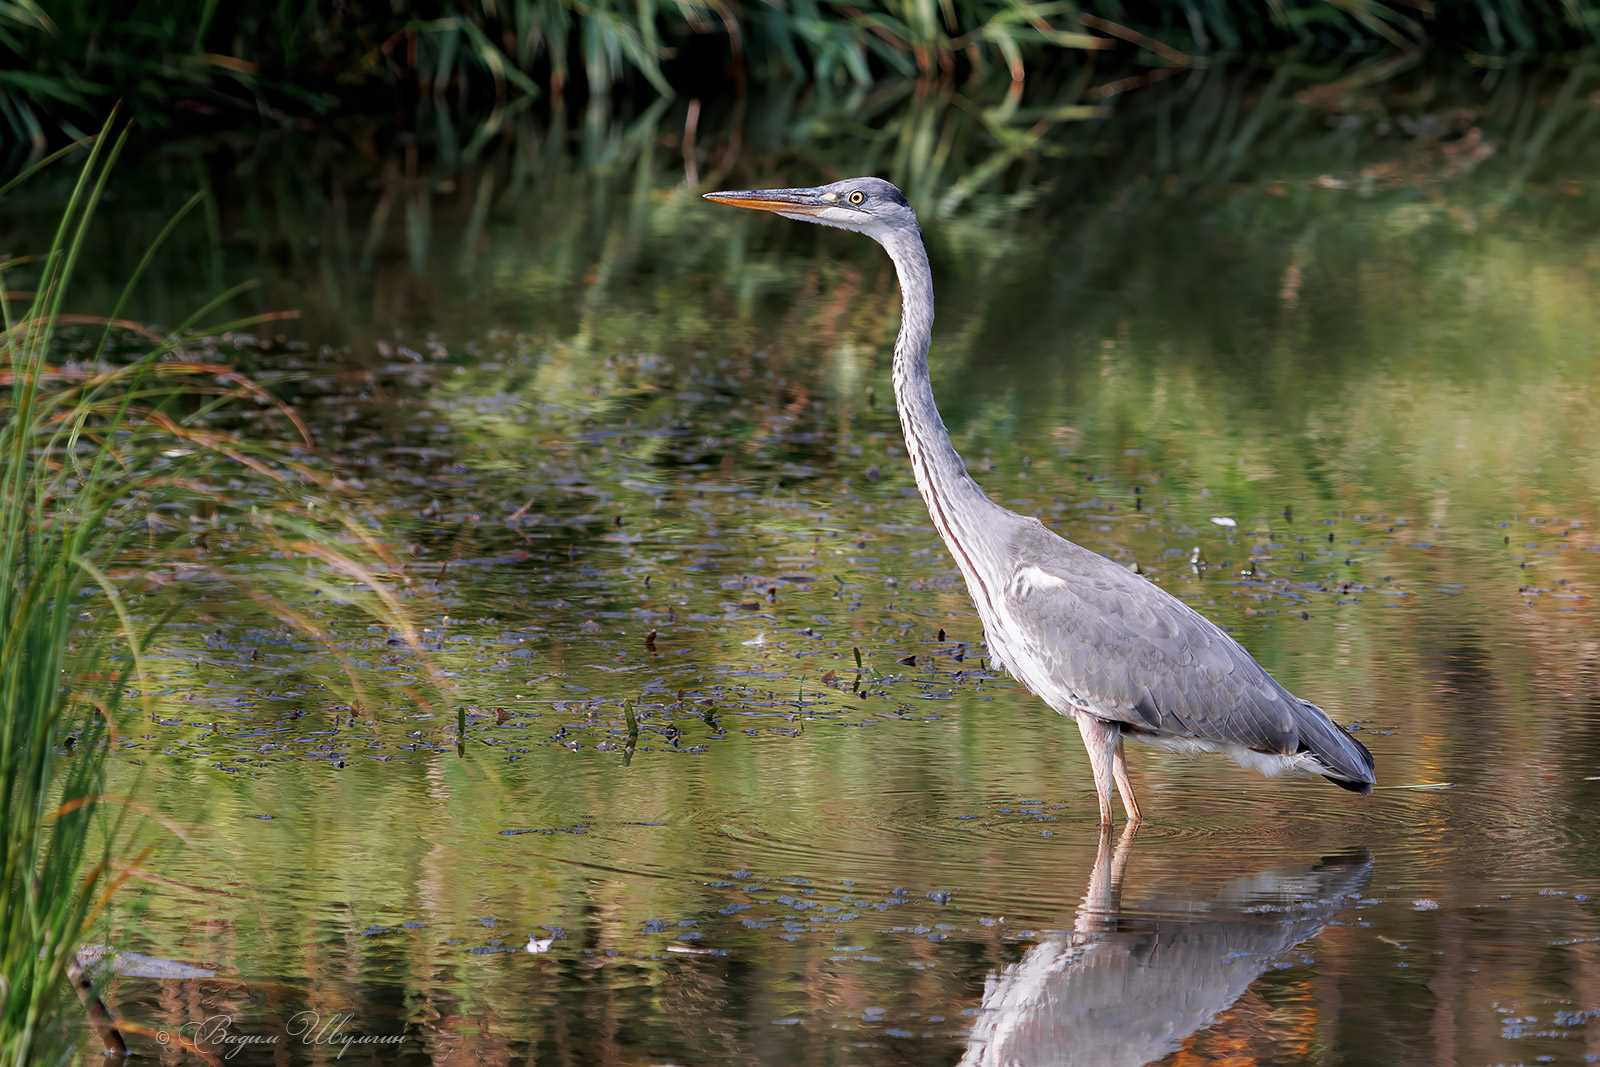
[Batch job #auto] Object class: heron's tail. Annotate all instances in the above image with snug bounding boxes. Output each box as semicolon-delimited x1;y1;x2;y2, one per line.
1292;700;1376;795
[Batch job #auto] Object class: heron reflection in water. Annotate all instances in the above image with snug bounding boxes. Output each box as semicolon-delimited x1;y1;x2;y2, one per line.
960;829;1372;1067
705;179;1376;824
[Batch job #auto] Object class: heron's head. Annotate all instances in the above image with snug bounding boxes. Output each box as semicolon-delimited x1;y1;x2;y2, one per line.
703;177;917;243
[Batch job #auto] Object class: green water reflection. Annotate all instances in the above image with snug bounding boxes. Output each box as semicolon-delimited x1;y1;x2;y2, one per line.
57;115;1600;1064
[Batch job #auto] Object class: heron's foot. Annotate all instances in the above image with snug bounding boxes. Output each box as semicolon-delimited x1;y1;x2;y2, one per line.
1096;801;1114;828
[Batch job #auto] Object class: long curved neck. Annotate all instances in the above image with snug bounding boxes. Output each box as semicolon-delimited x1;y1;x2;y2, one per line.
877;227;1004;567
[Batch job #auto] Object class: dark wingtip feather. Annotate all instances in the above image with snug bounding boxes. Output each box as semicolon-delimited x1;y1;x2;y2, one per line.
1291;700;1376;794
1319;730;1374;794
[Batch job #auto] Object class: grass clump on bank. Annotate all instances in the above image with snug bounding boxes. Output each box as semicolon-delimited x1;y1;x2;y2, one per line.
0;120;434;1063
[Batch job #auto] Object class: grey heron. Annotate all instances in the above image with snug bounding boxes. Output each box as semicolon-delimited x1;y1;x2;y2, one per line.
704;177;1376;825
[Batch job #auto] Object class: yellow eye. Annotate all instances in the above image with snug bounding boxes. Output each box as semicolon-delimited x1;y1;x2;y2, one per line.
849;191;865;205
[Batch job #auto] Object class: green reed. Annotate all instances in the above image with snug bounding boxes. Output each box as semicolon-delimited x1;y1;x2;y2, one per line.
0;117;437;1062
0;122;134;1065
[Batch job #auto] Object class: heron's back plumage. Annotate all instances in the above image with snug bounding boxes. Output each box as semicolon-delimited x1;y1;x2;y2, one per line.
987;520;1376;791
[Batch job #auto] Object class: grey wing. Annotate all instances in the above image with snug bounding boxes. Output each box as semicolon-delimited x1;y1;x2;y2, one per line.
998;520;1349;763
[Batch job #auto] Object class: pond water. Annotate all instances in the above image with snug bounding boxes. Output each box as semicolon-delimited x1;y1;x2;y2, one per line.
53;110;1600;1064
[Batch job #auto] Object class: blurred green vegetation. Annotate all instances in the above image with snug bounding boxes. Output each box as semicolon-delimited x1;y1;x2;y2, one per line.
7;59;1600;321
6;0;1600;152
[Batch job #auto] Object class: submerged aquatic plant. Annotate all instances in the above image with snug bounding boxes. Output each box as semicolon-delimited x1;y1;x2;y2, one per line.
0;119;437;1062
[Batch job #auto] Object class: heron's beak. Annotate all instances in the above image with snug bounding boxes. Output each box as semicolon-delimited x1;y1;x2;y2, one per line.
702;188;830;216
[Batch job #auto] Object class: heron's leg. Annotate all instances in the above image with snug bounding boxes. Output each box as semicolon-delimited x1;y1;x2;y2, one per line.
1075;714;1119;827
1111;737;1142;824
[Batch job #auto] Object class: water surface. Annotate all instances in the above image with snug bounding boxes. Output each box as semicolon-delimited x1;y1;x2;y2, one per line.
56;123;1600;1064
